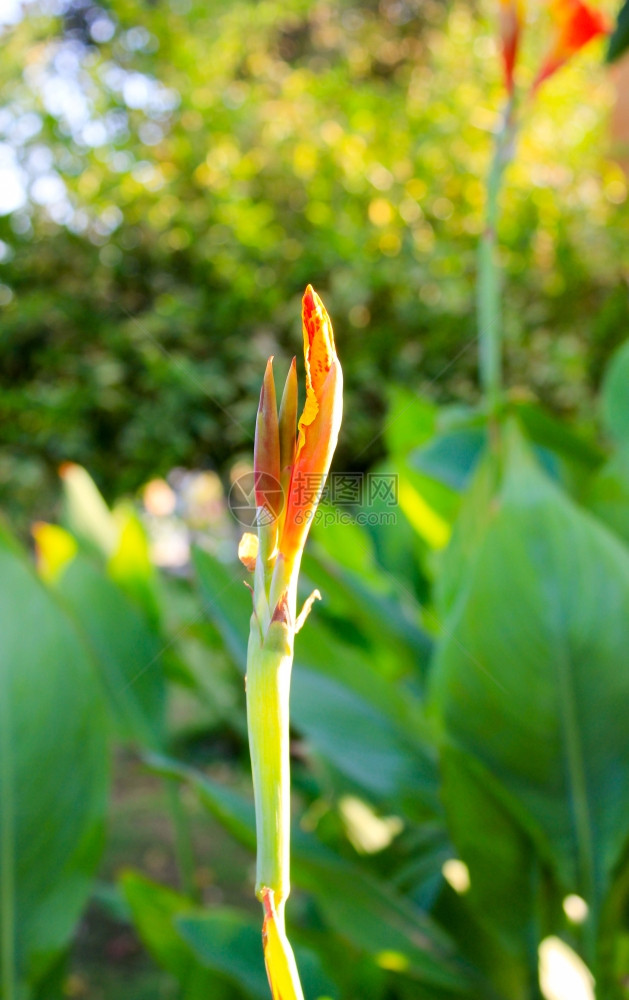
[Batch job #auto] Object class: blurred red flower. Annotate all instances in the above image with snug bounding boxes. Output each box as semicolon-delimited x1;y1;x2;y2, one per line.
534;0;610;89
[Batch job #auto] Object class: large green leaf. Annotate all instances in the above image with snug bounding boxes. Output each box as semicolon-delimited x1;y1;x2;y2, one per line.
434;448;500;619
0;527;108;994
54;554;166;749
431;432;629;946
438;745;541;1000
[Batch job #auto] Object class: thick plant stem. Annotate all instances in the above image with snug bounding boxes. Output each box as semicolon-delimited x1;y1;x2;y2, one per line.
246;617;293;916
478;97;517;421
246;611;305;1000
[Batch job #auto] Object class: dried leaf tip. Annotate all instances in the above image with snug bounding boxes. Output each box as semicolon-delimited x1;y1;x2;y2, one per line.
271;590;291;626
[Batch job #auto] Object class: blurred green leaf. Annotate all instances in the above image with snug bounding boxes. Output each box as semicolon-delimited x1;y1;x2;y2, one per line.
55;554;166;749
60;464;117;557
121;871;227;1000
146;754;257;850
607;0;629;61
384;389;438;458
293;666;437;802
410;428;488;492
303;542;433;676
192;547;251;667
431;429;629;945
176;911;270;999
438;746;537;960
108;503;162;628
584;449;629;546
513;402;603;472
434;448;500;619
602;340;629;447
0;525;108;993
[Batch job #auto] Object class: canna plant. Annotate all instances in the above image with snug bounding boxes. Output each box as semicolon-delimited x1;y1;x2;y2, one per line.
480;0;609;418
237;286;342;1000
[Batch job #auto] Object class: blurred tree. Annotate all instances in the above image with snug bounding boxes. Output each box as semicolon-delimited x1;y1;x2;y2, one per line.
0;0;626;528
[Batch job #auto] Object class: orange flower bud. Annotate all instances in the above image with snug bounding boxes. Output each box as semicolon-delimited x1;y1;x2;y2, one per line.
279;285;343;568
533;0;609;90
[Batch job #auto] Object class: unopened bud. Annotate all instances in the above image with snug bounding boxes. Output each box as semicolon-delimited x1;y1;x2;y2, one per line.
238;532;259;571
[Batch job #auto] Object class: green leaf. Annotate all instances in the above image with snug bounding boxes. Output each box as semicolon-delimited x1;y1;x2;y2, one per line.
602;339;629;446
439;745;537;960
410;427;487;492
176;911;270;999
584;449;629;546
0;527;108;994
303;536;432;677
607;0;629;62
293;852;466;991
108;503;162;628
514;402;603;471
292;667;436;802
60;463;117;557
54;554;166;749
120;871;227;1000
384;388;437;457
434;447;500;619
431;430;629;946
191;547;251;667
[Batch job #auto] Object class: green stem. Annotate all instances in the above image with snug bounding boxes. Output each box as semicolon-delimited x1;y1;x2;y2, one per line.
478;96;517;420
246;617;293;920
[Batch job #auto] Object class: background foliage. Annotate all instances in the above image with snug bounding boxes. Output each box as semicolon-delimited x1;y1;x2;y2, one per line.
1;0;628;529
